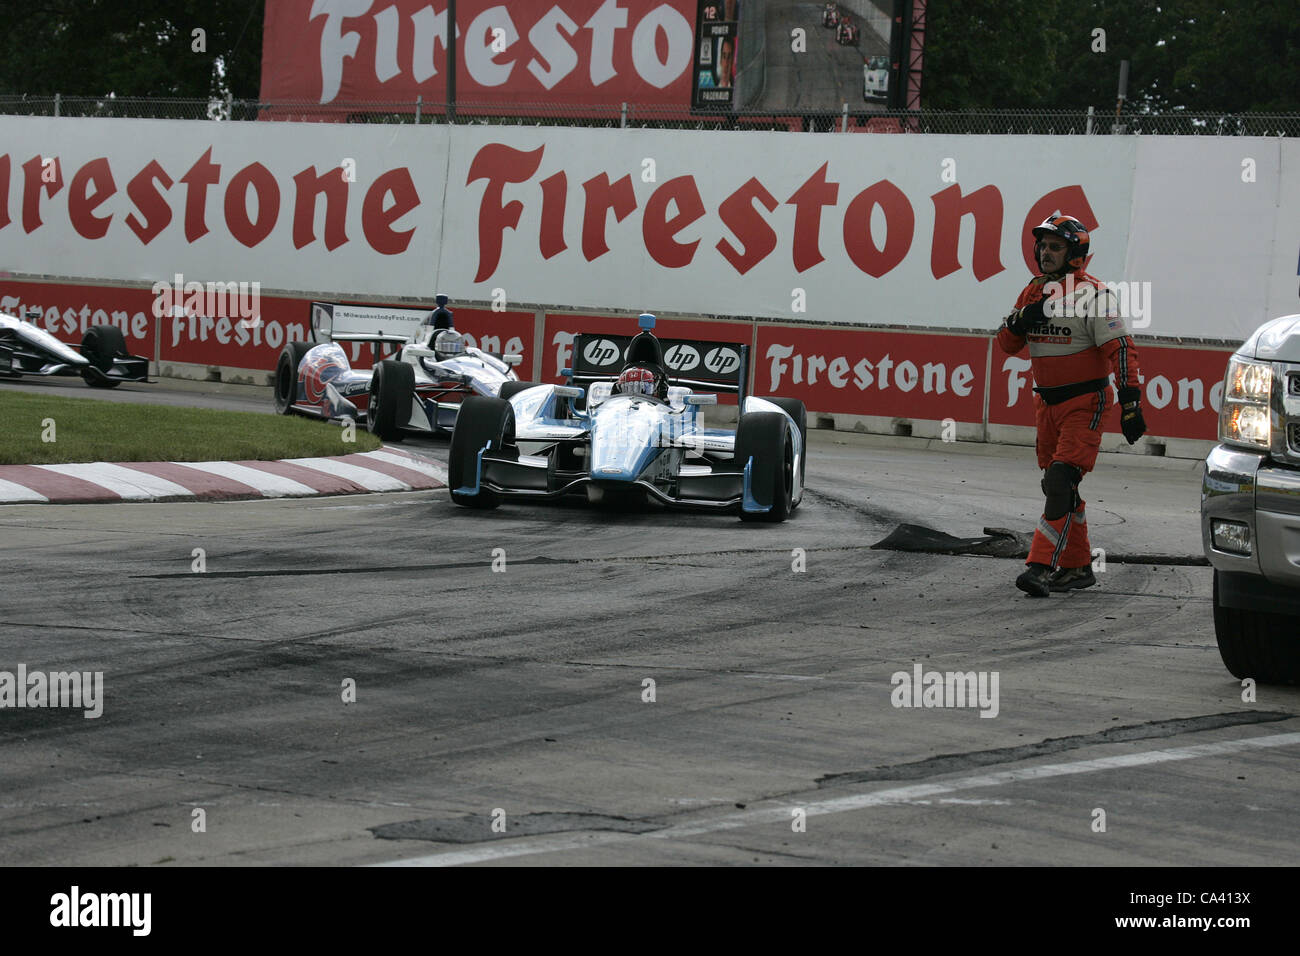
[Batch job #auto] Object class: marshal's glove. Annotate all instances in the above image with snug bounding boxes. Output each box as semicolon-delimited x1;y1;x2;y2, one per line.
1005;299;1048;337
1118;386;1147;444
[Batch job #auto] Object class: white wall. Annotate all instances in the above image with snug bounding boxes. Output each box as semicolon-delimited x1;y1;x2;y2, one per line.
2;116;1295;344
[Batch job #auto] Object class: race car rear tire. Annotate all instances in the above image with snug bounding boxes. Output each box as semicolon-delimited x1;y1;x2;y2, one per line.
735;411;793;523
499;381;544;402
368;359;415;441
273;341;313;414
1212;571;1300;684
449;396;514;509
80;325;127;388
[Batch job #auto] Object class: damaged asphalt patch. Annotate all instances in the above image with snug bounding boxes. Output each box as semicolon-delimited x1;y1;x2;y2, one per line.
817;711;1293;786
370;812;659;844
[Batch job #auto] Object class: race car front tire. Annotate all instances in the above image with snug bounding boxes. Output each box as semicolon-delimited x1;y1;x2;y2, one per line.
80;325;127;388
756;397;807;500
735;411;793;523
273;341;313;414
367;359;415;441
449;396;514;508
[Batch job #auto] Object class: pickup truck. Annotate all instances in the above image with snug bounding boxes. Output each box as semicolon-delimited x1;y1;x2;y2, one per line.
1201;314;1300;683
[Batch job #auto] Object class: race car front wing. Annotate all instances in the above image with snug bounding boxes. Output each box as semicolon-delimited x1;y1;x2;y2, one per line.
456;443;765;512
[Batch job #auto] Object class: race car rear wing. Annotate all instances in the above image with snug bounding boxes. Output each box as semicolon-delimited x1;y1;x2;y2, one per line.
568;332;749;405
310;302;434;348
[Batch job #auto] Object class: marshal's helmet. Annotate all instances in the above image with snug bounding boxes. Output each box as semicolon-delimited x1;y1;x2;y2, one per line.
615;363;667;399
1032;215;1090;272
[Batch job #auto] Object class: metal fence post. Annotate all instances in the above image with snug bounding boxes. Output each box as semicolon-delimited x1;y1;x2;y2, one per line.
841;103;849;132
620;102;627;128
1086;105;1094;135
415;94;422;124
54;93;60;117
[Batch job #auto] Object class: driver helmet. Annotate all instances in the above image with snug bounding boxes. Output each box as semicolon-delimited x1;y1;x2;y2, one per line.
615;363;666;399
1031;215;1090;273
433;329;465;359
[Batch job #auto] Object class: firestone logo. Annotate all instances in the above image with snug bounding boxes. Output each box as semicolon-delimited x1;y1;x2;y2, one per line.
468;142;1098;284
308;1;695;103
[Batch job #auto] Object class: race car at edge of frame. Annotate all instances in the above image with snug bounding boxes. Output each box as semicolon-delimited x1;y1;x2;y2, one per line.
272;295;523;441
0;310;150;389
447;313;807;522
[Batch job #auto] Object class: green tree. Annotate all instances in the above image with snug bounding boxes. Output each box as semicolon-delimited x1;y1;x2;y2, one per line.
1154;0;1300;112
0;0;263;99
922;0;1298;113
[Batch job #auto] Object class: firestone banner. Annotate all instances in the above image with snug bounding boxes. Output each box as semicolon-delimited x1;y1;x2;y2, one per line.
262;0;700;108
2;117;1293;343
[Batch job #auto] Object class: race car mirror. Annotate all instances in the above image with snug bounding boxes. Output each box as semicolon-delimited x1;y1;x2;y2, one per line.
503;353;523;367
686;394;718;406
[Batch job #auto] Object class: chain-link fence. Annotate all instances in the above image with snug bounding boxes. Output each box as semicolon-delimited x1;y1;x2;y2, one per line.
3;94;1298;136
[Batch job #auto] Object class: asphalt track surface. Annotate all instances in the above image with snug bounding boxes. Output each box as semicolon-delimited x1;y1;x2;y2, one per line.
2;375;1298;867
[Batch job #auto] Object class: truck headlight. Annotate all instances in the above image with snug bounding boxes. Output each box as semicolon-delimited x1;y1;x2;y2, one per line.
1218;357;1272;448
1210;518;1252;556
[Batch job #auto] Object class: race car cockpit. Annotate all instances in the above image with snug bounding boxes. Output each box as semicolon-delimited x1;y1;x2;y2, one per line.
614;316;670;400
416;293;456;348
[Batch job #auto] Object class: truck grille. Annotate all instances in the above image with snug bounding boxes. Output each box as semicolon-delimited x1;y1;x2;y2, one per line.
1291;422;1300;454
1290;373;1300;396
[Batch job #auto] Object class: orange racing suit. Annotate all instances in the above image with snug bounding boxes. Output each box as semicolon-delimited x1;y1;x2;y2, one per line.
996;270;1142;570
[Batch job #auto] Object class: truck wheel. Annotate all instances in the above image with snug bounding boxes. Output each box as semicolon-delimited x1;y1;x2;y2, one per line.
367;359;415;441
448;396;513;509
735;411;792;523
1213;571;1300;684
273;341;313;414
80;325;127;388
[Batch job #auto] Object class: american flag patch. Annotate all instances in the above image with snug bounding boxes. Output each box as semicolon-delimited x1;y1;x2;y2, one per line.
1107;319;1123;330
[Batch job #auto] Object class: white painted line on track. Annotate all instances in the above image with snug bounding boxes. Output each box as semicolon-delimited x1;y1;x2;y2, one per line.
173;461;318;497
286;457;412;492
0;477;48;503
33;462;191;500
377;731;1300;867
369;450;449;484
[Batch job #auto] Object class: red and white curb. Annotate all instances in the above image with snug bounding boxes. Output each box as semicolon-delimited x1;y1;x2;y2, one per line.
0;448;447;504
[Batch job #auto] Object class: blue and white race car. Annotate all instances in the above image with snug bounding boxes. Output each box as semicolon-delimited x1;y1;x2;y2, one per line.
273;296;524;441
448;314;806;522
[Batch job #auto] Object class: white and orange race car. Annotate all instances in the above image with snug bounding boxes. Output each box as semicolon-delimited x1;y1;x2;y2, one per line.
272;297;525;441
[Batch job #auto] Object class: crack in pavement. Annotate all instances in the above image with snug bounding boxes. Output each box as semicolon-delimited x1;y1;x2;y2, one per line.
817;711;1295;786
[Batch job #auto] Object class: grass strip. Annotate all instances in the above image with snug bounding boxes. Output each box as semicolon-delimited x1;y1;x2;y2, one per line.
0;390;381;464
